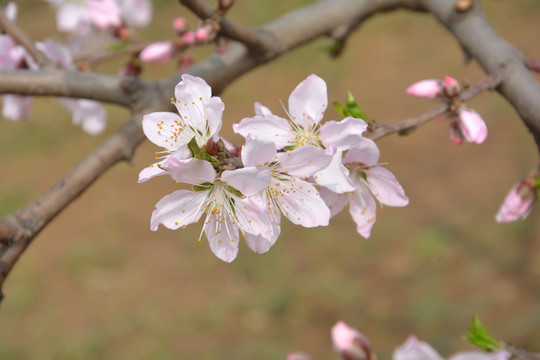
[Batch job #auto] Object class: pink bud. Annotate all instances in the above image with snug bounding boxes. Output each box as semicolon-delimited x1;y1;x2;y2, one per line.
331;321;372;360
195;28;209;42
181;31;196;45
496;178;537;223
286;352;314;360
443;76;460;97
406;80;442;99
173;17;188;35
140;41;174;63
457;107;487;144
448;122;463;145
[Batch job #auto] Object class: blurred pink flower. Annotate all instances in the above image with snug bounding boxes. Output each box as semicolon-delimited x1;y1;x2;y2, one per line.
140;41;174;63
496;178;537;223
86;0;122;30
332;321;372;360
406;79;442;99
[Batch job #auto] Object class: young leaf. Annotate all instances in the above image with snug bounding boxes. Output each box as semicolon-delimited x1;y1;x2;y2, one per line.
464;315;502;352
333;101;347;117
346;92;369;121
187;137;221;168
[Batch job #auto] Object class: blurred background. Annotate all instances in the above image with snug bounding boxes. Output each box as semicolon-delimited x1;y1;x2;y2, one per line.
1;0;540;359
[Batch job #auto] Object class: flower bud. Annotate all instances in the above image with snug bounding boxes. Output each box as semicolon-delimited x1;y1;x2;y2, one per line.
443;76;460;97
173;17;188;36
195;28;209;42
218;0;236;12
140;41;174;63
457;106;487;144
406;80;442;99
286;352;314;360
496;176;538;223
181;31;196;45
86;0;122;30
331;321;372;360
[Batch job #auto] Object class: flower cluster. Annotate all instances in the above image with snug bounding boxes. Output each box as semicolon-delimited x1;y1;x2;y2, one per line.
327;321;510;360
0;7;107;135
141;74;409;262
407;76;488;145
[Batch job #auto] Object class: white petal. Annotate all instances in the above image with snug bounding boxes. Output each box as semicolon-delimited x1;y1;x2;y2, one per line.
205;212;239;263
366;167;409;207
204;96;224;140
2;95;32;121
166;157;216;185
274;179;330;227
344;138;380;165
142;111;185;148
241;135;276;167
348;185;377;239
57;3;88;32
314;150;356;193
319;186;349;217
138;164;166;183
320;117;368;151
119;0;153;27
254;102;273;116
394;336;444;360
221;167;271;196
288;74;327;127
233;115;294;150
235;194;273;238
5;2;17;22
175;74;212;103
150;189;206;231
277;145;332;178
244;220;280;254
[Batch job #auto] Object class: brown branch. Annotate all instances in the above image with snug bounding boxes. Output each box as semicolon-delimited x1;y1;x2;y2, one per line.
179;0;266;50
74;42;149;67
505;344;540;360
367;73;502;140
0;8;47;67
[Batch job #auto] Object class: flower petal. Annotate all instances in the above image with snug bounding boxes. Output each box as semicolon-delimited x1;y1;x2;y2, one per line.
205;212;239;263
241;134;276;167
166;157;216;185
204;96;224;141
235;194;273;238
2;94;32;121
319;186;349;217
349;185;377;239
288;74;327;127
244;220;280;254
142;111;184;148
366;167;409;207
275;179;330;227
314;150;356;193
175;73;212;102
233;115;293;150
138;164;166;183
394;335;444;360
140;41;173;63
277;145;332;178
254;101;273;116
344;138;380;165
319;117;368;151
150;189;206;231
221;167;271;196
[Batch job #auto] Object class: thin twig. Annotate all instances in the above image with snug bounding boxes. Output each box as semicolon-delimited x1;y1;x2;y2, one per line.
179;0;265;50
74;42;149;67
0;9;47;67
367;73;502;140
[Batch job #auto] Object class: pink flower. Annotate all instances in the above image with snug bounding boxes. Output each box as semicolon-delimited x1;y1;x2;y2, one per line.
138;74;224;183
2;95;33;121
406;79;442;99
234;74;368;193
140;41;174;63
173;17;188;35
332;321;372;360
181;31;196;45
150;157;272;263
117;0;152;28
456;107;487;144
320;138;409;238
85;0;122;30
495;178;537;223
195;28;209;42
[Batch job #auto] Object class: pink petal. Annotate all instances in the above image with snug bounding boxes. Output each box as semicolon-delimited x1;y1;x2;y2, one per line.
140;41;173;63
5;2;17;22
142;111;184;148
86;0;122;29
235;195;273;239
349;186;377;239
277;179;330;227
2;94;32;121
406;79;442;99
344;138;380;166
450;351;510;360
241;135;277;167
68;99;107;136
365;167;409;207
175;73;211;102
277;145;332;178
56;3;89;32
495;182;536;223
331;321;372;360
393;335;444;360
319;117;368;151
166;157;216;185
221;167;271;196
138;164;166;183
254;101;273;116
318;186;349;217
288;74;328;127
244;220;280;254
205;212;239;263
233;115;293;149
119;0;153;27
204;96;225;140
458;107;487;144
314;150;356;193
150;189;206;231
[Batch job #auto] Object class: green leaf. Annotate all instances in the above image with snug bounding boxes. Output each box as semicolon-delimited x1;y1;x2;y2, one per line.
106;42;129;51
464;315;502;352
333;101;347;117
345;92;369;121
187;137;221;168
534;177;540;189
